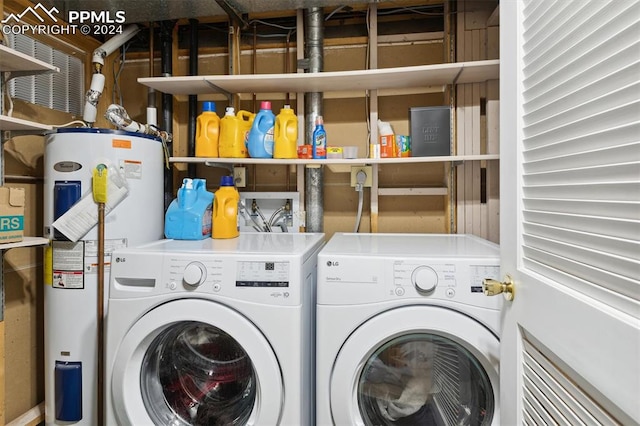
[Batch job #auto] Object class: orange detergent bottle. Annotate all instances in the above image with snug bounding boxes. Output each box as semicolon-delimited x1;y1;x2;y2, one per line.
274;105;298;159
212;176;240;239
195;101;220;157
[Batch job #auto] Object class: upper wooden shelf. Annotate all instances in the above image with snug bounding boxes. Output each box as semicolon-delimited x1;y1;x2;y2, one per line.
138;60;499;100
171;154;499;166
0;44;59;77
0;115;53;132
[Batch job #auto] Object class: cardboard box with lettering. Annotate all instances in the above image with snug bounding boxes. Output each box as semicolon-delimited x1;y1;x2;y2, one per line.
409;106;451;156
0;187;25;244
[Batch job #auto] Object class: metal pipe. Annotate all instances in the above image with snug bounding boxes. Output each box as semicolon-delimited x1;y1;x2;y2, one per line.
160;20;175;209
96;202;105;426
305;165;324;232
188;19;199;177
252;23;258;112
304;7;325;232
147;23;157;126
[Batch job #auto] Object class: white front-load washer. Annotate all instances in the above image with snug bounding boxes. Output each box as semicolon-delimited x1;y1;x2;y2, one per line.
316;233;502;426
105;233;324;426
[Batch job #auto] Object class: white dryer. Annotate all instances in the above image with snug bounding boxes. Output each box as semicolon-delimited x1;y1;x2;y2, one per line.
316;233;502;426
105;233;324;426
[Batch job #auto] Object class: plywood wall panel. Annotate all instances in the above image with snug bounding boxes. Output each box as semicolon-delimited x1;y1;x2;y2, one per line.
3;266;42;423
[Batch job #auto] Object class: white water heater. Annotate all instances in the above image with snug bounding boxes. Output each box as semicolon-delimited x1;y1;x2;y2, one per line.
43;128;165;425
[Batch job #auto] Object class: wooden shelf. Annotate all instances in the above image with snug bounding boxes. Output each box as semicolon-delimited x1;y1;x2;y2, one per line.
138;60;499;100
0;237;49;250
0;44;59;77
0;115;53;132
170;154;499;166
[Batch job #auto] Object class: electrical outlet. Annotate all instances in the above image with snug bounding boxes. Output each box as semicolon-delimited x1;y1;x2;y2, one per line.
233;166;247;187
350;166;373;187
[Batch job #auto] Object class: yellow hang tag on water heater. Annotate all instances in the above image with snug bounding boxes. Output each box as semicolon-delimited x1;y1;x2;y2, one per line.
93;164;108;204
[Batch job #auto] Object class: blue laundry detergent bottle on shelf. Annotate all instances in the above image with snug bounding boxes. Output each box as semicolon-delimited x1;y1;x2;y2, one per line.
164;178;214;240
247;101;275;158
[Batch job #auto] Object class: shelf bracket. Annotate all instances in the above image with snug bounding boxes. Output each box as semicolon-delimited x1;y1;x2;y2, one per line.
215;0;249;29
204;161;234;172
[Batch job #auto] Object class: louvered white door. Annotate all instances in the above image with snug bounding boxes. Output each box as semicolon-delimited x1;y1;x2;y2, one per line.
500;1;640;425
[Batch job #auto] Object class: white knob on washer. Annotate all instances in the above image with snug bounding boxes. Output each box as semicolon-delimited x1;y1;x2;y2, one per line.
183;262;206;287
412;266;438;293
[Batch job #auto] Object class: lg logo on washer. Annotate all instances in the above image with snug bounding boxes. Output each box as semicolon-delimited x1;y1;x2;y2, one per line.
326;260;340;267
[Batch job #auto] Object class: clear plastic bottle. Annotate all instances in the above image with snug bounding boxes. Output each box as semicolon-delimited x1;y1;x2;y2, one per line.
312;115;327;159
195;101;221;157
212;176;240;239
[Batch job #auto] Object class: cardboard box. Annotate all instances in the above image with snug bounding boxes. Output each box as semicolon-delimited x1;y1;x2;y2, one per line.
0;187;25;244
409;106;451;156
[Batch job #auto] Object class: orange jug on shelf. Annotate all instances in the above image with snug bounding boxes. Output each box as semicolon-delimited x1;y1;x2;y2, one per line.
195;101;220;157
274;105;298;159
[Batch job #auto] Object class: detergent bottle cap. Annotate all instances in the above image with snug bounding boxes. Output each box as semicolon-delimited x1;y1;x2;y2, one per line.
220;175;235;187
182;178;193;189
225;106;235;116
203;101;216;112
260;101;272;110
315;115;324;126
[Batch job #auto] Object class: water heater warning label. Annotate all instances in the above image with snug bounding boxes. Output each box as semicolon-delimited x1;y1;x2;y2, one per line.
120;159;142;179
51;241;84;289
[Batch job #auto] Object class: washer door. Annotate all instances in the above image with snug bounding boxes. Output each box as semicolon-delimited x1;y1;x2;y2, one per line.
330;306;500;425
110;299;283;425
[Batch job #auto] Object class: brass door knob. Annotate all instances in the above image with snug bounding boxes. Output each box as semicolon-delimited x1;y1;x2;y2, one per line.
482;275;515;301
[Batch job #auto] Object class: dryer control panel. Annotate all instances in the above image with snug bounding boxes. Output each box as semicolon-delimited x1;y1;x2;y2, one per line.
318;256;501;310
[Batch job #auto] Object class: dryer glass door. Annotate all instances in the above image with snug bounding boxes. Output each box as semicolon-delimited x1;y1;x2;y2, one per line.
141;321;255;425
329;306;499;426
357;333;494;425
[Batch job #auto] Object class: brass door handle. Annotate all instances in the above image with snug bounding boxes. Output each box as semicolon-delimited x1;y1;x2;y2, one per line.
483;275;515;301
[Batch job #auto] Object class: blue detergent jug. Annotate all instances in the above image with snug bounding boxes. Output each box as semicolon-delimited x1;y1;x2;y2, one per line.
247;101;275;158
165;178;214;240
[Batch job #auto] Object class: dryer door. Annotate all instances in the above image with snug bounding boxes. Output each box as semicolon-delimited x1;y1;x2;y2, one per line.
110;299;283;425
330;306;500;426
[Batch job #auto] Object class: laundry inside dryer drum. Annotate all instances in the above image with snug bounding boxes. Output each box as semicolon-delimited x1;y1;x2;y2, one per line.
140;321;256;425
357;333;494;425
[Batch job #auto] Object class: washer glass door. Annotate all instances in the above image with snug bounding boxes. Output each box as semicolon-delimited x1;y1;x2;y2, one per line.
357;333;494;425
110;299;283;426
141;321;255;425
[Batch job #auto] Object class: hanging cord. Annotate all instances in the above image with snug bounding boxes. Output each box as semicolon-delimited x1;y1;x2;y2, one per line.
353;170;367;232
51;120;88;128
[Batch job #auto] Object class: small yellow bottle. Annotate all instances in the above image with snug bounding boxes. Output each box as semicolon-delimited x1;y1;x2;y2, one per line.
274;105;298;159
236;110;255;158
195;101;220;157
219;107;240;158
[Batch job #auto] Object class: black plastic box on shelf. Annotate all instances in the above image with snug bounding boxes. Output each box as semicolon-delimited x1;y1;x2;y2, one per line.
409;106;451;156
